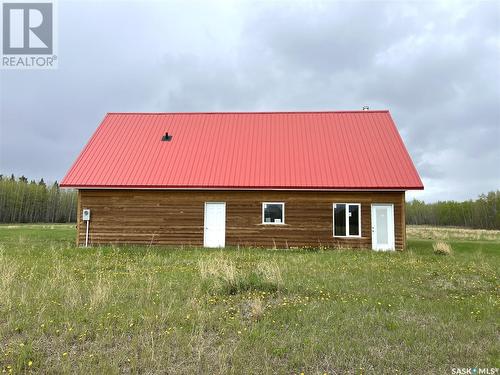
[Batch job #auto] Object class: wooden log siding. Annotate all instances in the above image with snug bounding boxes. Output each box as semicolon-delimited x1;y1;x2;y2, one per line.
77;190;406;250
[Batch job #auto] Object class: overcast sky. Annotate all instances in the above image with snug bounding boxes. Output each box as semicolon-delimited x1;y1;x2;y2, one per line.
1;0;499;202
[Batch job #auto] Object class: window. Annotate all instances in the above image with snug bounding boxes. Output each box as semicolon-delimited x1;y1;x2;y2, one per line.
333;203;361;237
262;202;285;224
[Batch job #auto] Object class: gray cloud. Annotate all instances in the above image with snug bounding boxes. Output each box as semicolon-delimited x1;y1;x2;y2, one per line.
1;0;499;202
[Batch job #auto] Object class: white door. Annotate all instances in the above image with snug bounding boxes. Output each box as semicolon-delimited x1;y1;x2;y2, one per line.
371;204;395;251
204;202;226;248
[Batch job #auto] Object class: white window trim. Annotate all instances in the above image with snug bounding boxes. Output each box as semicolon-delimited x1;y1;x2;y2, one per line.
333;203;361;238
262;202;285;225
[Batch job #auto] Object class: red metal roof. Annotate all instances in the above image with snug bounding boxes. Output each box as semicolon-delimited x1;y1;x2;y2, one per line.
61;111;423;190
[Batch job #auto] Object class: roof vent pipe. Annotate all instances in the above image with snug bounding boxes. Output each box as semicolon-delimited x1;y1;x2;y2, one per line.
162;132;173;141
362;106;369;111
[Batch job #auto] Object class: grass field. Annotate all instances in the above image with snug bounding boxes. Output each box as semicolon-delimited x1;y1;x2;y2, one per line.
0;224;498;374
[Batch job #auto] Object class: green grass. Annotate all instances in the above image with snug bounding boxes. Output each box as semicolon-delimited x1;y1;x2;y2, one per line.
0;225;498;374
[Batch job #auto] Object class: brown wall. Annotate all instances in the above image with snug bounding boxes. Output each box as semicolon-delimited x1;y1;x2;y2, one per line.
77;190;406;250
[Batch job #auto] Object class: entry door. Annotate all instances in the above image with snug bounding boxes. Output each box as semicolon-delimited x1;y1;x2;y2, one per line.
371;204;395;251
204;202;226;248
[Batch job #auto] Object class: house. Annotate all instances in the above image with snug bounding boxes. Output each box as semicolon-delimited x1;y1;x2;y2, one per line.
61;110;423;250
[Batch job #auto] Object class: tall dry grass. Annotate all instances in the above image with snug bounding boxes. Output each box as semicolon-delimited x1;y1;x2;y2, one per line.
198;255;283;294
255;260;283;287
432;241;453;255
0;246;19;310
199;255;238;293
407;225;500;241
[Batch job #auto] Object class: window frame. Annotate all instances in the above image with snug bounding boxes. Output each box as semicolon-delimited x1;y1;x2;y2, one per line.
333;203;361;238
262;202;285;225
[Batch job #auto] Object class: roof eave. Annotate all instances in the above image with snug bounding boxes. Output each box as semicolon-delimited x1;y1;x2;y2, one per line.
60;184;424;191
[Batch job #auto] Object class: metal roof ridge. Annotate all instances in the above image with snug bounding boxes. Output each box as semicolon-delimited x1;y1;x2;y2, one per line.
105;110;391;115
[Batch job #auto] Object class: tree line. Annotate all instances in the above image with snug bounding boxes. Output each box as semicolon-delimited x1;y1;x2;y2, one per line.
0;174;498;229
0;174;76;223
406;191;499;230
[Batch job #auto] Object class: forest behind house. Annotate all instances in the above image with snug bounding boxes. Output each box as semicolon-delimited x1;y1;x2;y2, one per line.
0;174;498;229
